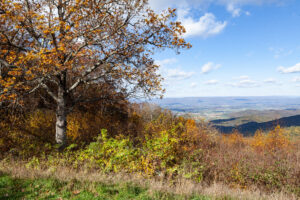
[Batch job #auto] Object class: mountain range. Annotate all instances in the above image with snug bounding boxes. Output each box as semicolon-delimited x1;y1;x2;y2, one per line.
212;114;300;136
147;96;300;135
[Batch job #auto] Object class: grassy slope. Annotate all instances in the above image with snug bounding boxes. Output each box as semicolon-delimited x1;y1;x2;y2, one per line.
0;173;218;200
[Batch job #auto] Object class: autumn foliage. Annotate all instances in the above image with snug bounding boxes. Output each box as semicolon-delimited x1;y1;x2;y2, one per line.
0;0;299;197
0;0;191;147
0;103;299;196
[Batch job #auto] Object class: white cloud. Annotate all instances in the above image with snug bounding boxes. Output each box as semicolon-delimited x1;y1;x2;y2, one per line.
292;76;300;82
148;0;285;17
201;62;221;74
278;63;300;73
234;75;249;80
204;79;219;85
157;58;194;81
155;58;178;66
149;0;280;38
217;0;286;16
190;82;198;88
148;0;185;12
226;3;242;17
148;1;227;38
263;78;282;85
264;78;277;83
228;76;260;87
245;11;251;16
164;68;195;80
179;12;227;38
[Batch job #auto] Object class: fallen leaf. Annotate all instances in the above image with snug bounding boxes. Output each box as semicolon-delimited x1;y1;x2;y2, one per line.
72;190;81;195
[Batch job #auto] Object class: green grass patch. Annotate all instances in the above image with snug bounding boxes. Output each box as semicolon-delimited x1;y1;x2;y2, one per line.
0;173;213;200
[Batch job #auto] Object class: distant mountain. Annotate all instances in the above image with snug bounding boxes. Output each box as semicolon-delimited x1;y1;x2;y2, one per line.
213;114;300;136
150;97;300;111
210;118;237;124
147;96;300;120
143;97;300;135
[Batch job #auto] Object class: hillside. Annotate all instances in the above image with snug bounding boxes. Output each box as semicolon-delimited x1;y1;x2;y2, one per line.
212;114;300;136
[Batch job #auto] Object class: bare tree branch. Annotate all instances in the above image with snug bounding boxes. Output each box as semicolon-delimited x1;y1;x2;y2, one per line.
40;83;58;102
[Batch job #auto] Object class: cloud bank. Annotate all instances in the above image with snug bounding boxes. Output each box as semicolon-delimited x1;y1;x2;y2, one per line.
278;63;300;73
228;76;260;87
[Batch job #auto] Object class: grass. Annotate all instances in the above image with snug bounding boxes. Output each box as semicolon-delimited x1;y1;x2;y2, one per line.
1;164;298;200
0;173;213;200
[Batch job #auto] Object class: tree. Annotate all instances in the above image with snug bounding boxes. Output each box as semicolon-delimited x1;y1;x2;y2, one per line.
0;0;191;149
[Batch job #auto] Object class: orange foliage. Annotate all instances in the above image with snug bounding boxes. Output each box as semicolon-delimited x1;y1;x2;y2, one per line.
250;125;291;152
222;130;245;148
0;104;299;195
251;130;266;152
0;0;191;103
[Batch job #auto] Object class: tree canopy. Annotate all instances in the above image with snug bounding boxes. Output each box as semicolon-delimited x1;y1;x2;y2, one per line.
0;0;191;147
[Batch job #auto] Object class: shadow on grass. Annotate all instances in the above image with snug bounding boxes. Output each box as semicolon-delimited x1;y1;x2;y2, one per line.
0;173;214;200
0;173;31;200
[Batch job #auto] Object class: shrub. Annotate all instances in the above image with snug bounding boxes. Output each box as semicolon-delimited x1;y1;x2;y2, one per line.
1;104;299;196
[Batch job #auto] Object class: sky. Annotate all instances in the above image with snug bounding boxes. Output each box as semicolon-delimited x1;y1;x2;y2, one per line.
147;0;300;97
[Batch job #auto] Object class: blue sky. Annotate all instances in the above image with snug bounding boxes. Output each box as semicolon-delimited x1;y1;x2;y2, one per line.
148;0;300;97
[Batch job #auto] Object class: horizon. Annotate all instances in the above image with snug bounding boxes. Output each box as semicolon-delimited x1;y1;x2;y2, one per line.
148;0;300;97
144;96;300;100
159;95;300;98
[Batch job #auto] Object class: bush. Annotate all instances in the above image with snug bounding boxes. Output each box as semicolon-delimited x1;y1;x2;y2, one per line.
0;104;299;196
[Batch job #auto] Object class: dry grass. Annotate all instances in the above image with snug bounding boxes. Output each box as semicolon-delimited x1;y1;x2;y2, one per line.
0;160;298;200
1;109;299;199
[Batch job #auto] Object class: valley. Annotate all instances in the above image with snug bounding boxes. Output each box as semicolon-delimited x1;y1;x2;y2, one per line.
150;96;300;136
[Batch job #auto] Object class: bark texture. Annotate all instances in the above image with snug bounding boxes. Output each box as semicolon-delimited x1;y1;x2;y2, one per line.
55;73;68;149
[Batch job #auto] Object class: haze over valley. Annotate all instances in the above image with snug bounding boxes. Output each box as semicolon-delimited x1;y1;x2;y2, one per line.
150;96;300;135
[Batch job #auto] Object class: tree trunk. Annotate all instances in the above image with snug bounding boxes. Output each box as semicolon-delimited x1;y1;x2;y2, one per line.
56;73;68;150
